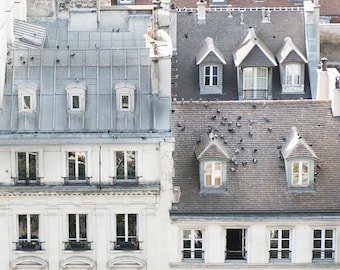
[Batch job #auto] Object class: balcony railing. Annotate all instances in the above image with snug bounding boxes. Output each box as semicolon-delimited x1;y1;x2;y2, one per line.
113;240;140;250
269;250;291;260
13;177;41;186
182;250;205;260
243;89;268;100
225;249;247;260
64;240;92;251
15;240;43;251
111;176;141;185
63;177;91;185
312;249;335;260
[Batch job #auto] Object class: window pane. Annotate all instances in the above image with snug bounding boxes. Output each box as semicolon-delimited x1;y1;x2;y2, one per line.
78;152;86;180
30;215;39;239
325;250;333;258
205;66;210;75
128;214;137;238
23;96;31;109
72;95;80;109
213;66;218;75
270;250;278;258
282;230;290;238
282;240;289;248
19;215;27;239
270;230;278;239
68;214;76;239
28;153;37;179
116;151;124;179
68;152;76;179
183;230;191;239
116;214;125;239
325;230;333;238
194;250;203;258
183;240;191;248
313;250;321;259
194;240;202;248
325;240;333;248
270;240;278;248
127;151;136;179
122;95;129;109
282;250;290;259
18;152;27;179
314;230;321;238
313;240;321;248
79;214;87;239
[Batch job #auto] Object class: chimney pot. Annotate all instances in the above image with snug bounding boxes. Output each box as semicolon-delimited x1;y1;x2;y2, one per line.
321;57;327;71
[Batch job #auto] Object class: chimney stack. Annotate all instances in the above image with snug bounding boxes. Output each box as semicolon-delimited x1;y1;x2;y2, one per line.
197;0;207;23
317;58;329;100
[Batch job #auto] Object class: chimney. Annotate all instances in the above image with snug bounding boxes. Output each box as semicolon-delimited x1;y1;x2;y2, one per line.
197;0;207;23
317;57;329;99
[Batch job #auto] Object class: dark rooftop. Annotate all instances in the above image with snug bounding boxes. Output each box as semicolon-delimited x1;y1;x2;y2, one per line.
170;100;340;216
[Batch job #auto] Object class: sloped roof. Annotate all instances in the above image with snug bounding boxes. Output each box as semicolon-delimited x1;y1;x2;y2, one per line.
195;133;230;160
171;100;340;216
276;37;308;64
13;19;46;49
282;126;317;160
233;28;277;67
196;37;226;65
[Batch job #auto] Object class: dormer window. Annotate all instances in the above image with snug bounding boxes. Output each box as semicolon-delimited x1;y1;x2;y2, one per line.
281;127;317;191
276;37;307;94
196;37;226;95
66;81;86;112
115;82;136;112
195;134;230;192
233;28;277;100
17;82;38;113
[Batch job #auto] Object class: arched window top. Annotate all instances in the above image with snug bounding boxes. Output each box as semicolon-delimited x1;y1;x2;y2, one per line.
11;256;48;269
60;256;95;269
109;255;146;268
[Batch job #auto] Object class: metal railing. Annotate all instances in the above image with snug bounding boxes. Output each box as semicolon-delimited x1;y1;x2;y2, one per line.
14;240;43;251
64;240;92;251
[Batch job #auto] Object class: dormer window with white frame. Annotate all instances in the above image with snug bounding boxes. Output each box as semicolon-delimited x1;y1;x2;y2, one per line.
276;37;307;94
195;133;229;192
197;37;226;95
17;82;38;113
115;82;136;112
66;81;87;112
281;127;317;191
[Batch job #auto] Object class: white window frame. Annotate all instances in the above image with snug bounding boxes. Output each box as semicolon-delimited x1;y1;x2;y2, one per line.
243;67;268;99
292;160;309;187
282;63;304;93
269;229;291;260
17;83;38;113
313;229;335;260
204;161;222;187
204;65;219;86
114;151;136;180
66;151;87;180
115;214;138;243
66;82;86;112
115;82;136;112
18;214;40;242
118;0;134;4
68;214;88;242
182;229;204;260
17;152;38;180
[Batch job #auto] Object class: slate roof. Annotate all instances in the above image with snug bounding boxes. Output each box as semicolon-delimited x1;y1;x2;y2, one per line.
172;10;311;101
170;100;340;216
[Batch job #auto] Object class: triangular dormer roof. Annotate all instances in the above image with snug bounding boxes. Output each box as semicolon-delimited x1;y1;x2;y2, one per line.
233;28;277;67
196;37;226;65
281;126;317;160
195;133;230;160
276;37;308;64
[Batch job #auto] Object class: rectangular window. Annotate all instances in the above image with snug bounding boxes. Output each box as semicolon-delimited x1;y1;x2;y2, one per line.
68;214;87;241
67;152;86;180
292;161;309;187
243;67;268;99
183;229;204;260
19;214;39;241
204;161;221;187
72;95;80;110
115;151;136;180
115;214;138;250
226;229;247;260
204;66;219;86
23;95;32;110
286;64;301;86
17;152;37;180
269;229;291;260
313;229;334;260
121;95;130;110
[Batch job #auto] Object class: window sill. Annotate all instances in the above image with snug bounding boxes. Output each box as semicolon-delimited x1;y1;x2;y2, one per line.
288;187;314;193
200;187;227;193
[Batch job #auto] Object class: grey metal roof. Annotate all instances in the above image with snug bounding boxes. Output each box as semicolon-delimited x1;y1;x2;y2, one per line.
171;100;340;215
2;12;172;139
172;10;311;101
